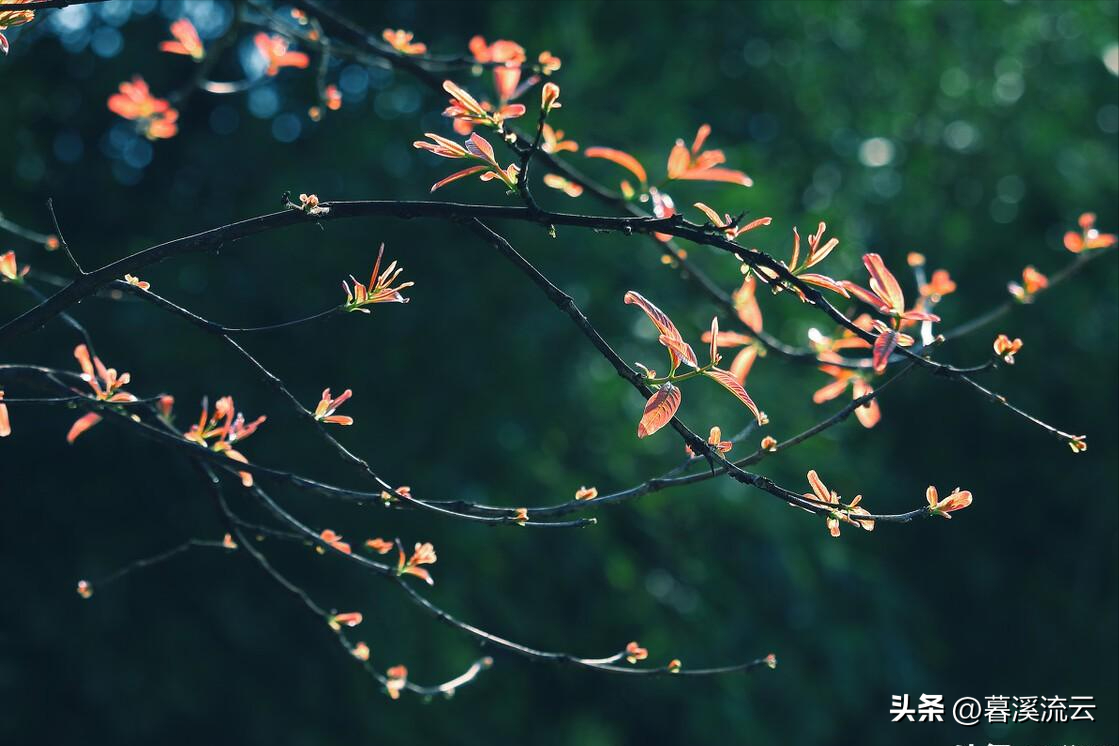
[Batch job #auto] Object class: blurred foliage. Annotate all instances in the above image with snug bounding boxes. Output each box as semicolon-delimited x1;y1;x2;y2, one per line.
1;1;1117;745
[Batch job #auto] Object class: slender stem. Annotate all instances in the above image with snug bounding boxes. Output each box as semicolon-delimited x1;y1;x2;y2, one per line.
194;461;493;698
463;219;934;523
0;211;55;248
645;363;716;386
88;538;233;588
940;252;1099;342
114;280;342;334
45;198;83;276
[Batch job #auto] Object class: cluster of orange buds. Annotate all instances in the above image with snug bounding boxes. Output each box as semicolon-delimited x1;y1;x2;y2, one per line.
222;533;237;550
626;291;763;438
760;435;778;451
1008;265;1048;303
107;77;179;140
313;388;353;425
183;395;266;487
756;222;848;299
351;642;370;661
1063;212;1117;253
812;360;881;429
297;193;330;216
625;641;648;664
413;131;520;193
253;33;309;76
441;80;525;134
656;191;694;250
667;125;753;186
707;426;733;454
123;274;150;290
385;665;408;699
540;124;578;154
365;537;393;554
1068;435;1088;454
156;394;175;423
992;334;1023;364
469;36;528;104
844;254;940;373
693;203;772;241
537;50;561;75
159;19;205;61
702;278;766;385
382;29;426;55
323;84;342;111
318;529;352;555
342;243;413;313
0;0;34;56
540;81;561;114
396;542;437;585
919;269;957;303
845;253;939;323
804;470;874;537
735;274;765;330
0;249;29;283
542;174;583;198
379;485;411;505
925;486;973;518
574;486;598;501
67;344;138;444
896;260;953;332
328;611;363;631
586;125;750;200
456;42;559;130
806;314;875;358
288;7;313;33
76;579;93;599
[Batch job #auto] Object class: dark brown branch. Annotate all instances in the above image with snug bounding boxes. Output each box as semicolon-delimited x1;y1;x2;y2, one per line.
940;251;1101;342
206;461;773;679
0;364;595;528
463;219;935;524
85;538;233;590
194;461;494;699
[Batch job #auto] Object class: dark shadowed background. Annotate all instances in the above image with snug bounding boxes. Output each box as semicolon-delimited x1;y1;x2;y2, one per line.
1;1;1117;745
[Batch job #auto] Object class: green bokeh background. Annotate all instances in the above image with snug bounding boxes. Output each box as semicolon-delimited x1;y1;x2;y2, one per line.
1;1;1116;744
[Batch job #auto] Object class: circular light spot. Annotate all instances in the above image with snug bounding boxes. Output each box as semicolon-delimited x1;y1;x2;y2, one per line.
858;137;895;167
940;67;970;97
271;113;302;143
994;72;1024;105
1103;43;1119;77
944;120;979;151
990;198;1018;224
997;175;1025;203
90;26;123;58
247;86;279;119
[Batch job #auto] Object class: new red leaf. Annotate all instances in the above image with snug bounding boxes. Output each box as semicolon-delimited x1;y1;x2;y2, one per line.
637;383;681;438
